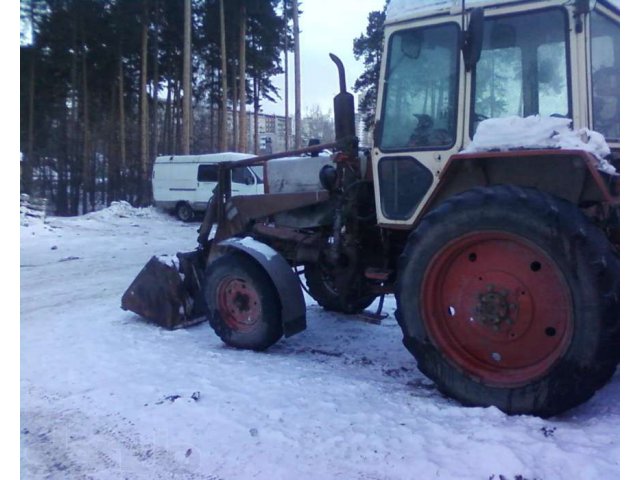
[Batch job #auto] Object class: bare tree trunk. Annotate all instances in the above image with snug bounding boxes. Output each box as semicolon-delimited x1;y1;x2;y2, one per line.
118;53;126;185
231;62;238;151
174;78;182;154
219;0;228;151
81;30;92;213
140;0;150;205
108;82;119;204
24;48;35;195
23;1;37;195
169;78;180;155
151;0;160;163
254;76;259;154
182;0;192;154
214;65;220;152
163;79;172;154
292;0;301;148
238;3;247;152
283;0;289;151
69;19;80;215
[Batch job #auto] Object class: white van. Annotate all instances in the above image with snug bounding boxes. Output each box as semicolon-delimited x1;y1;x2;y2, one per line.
152;152;264;221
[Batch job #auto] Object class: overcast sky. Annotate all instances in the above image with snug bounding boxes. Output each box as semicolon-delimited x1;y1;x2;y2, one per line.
261;0;387;117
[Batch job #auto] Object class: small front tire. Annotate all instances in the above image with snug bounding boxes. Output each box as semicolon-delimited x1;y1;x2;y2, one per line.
204;253;283;351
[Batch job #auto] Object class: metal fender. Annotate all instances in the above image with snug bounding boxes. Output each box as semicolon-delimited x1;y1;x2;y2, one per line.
216;237;306;337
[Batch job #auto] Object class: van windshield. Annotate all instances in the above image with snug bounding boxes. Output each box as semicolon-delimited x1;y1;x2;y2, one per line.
471;8;570;135
250;166;264;184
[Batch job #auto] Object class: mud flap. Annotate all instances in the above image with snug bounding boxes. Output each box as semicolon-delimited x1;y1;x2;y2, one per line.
218;237;307;337
121;252;208;330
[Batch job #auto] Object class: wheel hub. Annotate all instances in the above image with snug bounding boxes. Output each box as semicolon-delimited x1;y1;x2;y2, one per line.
217;277;262;332
475;285;517;331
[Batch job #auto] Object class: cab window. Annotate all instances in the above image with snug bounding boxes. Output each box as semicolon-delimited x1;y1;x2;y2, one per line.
380;23;460;151
590;10;620;141
472;8;570;134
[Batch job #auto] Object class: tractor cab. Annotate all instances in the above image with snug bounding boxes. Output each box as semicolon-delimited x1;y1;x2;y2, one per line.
373;0;619;226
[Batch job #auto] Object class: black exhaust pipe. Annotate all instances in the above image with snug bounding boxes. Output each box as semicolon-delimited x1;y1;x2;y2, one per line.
329;53;356;145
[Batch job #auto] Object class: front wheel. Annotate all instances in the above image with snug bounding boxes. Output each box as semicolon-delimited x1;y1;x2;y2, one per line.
396;186;619;417
204;253;283;350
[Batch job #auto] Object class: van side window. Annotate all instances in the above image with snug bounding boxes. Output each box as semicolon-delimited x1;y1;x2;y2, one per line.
232;167;255;185
197;164;218;182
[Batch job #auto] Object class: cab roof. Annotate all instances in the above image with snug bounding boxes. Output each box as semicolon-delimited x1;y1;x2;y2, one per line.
385;0;619;25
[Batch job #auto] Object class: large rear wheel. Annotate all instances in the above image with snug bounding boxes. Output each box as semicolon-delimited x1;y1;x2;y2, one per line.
204;253;283;350
304;263;377;314
396;186;619;417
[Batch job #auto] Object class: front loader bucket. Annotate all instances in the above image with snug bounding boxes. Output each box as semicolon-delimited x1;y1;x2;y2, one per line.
121;251;208;329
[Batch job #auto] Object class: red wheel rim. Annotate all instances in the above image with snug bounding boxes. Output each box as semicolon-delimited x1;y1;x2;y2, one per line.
217;276;262;332
422;231;573;387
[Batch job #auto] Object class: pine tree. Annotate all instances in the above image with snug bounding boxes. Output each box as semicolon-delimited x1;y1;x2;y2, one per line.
292;0;301;148
20;0;292;214
219;0;228;151
353;1;388;131
182;0;192;154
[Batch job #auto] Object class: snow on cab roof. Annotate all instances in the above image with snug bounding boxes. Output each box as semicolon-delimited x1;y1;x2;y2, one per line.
386;0;619;25
386;0;518;24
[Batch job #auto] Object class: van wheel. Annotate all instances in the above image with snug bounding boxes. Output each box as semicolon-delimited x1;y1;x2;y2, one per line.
176;203;194;222
205;253;283;351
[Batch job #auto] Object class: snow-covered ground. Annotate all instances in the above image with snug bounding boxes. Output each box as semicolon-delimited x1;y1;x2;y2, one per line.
20;203;620;479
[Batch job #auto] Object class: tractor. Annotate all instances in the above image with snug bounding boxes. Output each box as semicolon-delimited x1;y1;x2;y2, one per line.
123;0;620;417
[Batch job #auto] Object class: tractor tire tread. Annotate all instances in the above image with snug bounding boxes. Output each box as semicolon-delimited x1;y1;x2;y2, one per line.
395;185;619;417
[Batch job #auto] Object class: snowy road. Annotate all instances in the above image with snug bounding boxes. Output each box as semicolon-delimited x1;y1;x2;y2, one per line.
20;203;620;479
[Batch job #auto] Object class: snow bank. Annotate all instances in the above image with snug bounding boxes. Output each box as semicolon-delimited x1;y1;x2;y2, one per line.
20;204;44;227
86;201;163;220
464;115;618;174
20;194;53;232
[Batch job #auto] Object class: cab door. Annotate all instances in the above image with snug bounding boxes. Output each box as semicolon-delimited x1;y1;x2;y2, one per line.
372;19;464;228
